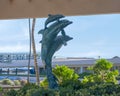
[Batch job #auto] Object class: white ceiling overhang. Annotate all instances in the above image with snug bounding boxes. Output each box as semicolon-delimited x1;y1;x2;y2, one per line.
0;0;120;19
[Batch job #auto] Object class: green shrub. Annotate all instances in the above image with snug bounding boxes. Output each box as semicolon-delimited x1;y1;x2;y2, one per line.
83;83;120;96
0;87;3;92
53;65;79;84
4;81;120;96
74;89;90;96
79;72;92;78
5;89;18;96
19;79;27;86
59;87;74;96
60;80;84;90
40;65;79;88
17;83;39;96
1;79;14;86
82;59;119;84
14;80;21;86
40;78;48;88
0;80;2;84
26;88;59;96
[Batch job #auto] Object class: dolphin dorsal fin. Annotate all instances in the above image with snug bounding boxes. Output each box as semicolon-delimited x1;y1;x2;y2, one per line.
38;29;44;34
48;14;52;17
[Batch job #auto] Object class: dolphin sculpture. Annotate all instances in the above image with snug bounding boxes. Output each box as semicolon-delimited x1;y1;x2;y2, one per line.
38;15;73;89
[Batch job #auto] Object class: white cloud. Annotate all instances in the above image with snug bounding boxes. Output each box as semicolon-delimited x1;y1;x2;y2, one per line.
22;27;29;38
0;45;28;52
81;51;103;57
0;44;41;53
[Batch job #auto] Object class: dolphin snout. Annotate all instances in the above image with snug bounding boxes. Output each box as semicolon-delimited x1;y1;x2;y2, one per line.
68;21;73;25
64;35;73;41
69;37;73;40
60;20;73;29
64;20;73;25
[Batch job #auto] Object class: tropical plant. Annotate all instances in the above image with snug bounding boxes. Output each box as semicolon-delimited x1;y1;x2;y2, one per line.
82;59;119;84
1;79;14;86
40;65;79;88
40;77;49;88
14;80;21;86
17;83;39;96
5;89;18;96
53;65;79;84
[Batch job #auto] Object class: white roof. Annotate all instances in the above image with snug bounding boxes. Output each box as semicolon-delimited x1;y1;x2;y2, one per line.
0;57;120;68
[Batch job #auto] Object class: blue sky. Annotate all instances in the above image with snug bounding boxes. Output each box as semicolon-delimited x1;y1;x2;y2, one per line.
0;14;120;58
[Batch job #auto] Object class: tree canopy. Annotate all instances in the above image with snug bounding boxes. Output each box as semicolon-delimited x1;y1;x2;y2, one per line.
82;59;119;84
53;65;79;84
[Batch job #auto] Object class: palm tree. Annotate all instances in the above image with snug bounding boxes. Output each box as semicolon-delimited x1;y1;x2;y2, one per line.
31;18;40;85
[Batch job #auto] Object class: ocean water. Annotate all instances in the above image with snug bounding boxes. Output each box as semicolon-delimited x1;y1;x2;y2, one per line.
0;76;44;83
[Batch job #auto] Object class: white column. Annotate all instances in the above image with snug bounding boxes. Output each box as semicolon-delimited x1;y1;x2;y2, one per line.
79;66;83;74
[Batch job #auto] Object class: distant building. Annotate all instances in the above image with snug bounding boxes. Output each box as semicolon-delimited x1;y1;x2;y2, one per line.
0;53;40;63
0;54;11;63
0;53;120;74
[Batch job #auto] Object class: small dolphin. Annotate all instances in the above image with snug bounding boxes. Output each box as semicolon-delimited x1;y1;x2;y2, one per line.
48;35;73;58
45;14;65;29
